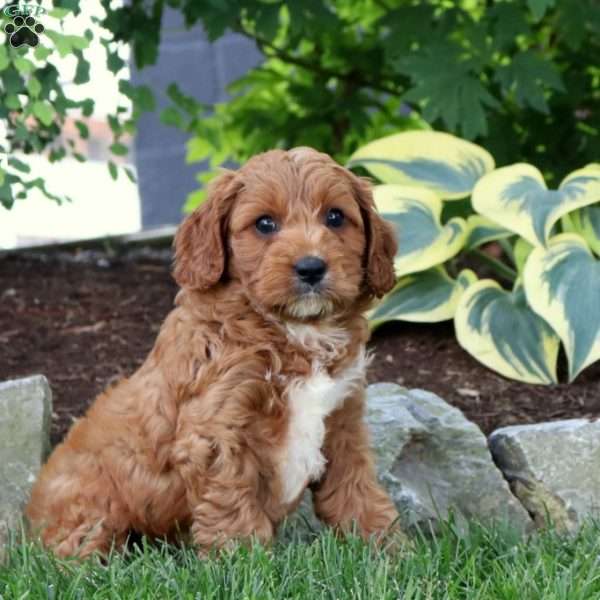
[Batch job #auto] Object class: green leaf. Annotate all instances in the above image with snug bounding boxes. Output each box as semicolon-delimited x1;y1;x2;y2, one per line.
75;120;89;139
184;187;209;212
8;156;31;173
110;142;128;156
13;57;35;75
27;76;42;98
527;0;555;21
560;166;600;255
472;163;600;248
398;44;500;139
187;137;212;163
487;4;530;50
119;81;155;113
562;206;600;256
45;30;72;57
6;95;21;110
0;178;14;209
513;238;534;274
107;115;122;135
48;7;73;19
49;147;67;162
465;215;512;250
369;266;477;328
524;234;600;381
74;53;91;84
455;280;559;384
34;45;52;61
374;184;468;277
160;107;185;129
32;101;55;126
124;167;137;184
108;160;118;181
255;4;281;41
68;35;90;51
81;99;94;117
495;51;564;114
107;50;125;74
349;130;494;200
167;83;203;115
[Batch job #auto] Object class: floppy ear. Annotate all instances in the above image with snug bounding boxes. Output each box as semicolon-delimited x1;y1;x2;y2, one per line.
173;170;240;291
348;172;398;298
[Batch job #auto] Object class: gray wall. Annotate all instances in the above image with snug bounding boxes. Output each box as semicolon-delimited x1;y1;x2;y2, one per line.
131;9;262;228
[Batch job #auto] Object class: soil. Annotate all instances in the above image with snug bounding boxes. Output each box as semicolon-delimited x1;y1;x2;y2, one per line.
1;249;599;448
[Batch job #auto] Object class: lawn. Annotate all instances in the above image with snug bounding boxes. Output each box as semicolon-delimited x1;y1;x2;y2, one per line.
2;521;600;600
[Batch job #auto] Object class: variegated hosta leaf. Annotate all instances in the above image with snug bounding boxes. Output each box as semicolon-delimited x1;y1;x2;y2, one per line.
472;163;600;248
560;163;600;255
369;267;477;328
561;206;600;256
348;130;495;199
524;234;600;381
464;215;512;250
374;184;468;277
455;280;559;384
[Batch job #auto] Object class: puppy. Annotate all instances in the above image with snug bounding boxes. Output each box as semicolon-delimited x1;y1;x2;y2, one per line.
26;147;401;558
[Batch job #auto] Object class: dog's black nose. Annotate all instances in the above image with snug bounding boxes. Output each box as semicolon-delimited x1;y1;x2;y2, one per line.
294;256;327;285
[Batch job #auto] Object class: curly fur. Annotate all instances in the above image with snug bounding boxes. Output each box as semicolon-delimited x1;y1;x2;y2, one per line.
25;147;401;558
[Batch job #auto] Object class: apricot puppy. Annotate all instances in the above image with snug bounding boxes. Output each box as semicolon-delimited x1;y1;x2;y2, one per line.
26;147;401;558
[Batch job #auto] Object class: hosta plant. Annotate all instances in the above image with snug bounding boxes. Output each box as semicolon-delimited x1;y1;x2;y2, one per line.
349;131;600;385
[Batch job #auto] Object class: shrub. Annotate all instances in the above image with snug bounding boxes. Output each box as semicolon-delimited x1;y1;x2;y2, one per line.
2;1;599;212
0;1;140;208
351;130;600;385
162;0;600;209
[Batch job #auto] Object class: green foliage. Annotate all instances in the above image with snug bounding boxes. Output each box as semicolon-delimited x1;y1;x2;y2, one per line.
2;1;598;215
5;523;600;598
357;129;600;385
0;1;148;208
109;0;597;209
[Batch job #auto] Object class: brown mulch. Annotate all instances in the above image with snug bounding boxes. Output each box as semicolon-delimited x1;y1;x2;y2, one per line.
1;250;599;448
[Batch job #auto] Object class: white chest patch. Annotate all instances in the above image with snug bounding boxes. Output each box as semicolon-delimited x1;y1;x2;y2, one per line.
279;347;368;504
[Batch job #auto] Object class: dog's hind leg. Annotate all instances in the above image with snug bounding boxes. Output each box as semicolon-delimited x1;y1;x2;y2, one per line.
26;449;131;559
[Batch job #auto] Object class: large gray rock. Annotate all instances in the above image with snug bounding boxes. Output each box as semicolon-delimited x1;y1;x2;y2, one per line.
367;383;532;534
0;375;52;558
489;419;600;532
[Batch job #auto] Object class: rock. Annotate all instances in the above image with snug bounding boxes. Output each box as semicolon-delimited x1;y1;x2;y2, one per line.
0;375;52;559
489;419;600;532
277;490;323;543
366;383;532;534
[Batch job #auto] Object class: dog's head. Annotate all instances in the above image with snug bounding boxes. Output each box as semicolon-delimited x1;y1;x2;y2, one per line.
174;148;397;320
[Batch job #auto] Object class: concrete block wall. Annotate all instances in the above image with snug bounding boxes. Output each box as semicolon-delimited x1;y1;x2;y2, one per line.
131;9;262;228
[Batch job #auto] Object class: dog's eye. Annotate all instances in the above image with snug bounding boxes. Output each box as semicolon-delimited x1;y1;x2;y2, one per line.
255;215;279;235
326;208;345;229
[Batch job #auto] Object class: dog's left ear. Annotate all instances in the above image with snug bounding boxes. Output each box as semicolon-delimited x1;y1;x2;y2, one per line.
346;171;398;298
173;170;241;291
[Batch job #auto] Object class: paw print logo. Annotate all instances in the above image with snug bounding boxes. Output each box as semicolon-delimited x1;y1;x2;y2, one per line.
4;15;44;48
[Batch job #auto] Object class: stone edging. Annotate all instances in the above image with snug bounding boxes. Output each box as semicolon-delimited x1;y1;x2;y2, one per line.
1;376;597;556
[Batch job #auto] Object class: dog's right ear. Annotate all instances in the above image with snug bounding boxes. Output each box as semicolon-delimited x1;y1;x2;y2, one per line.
173;170;241;291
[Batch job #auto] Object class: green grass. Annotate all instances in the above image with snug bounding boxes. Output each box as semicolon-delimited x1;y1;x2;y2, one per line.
2;521;600;600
